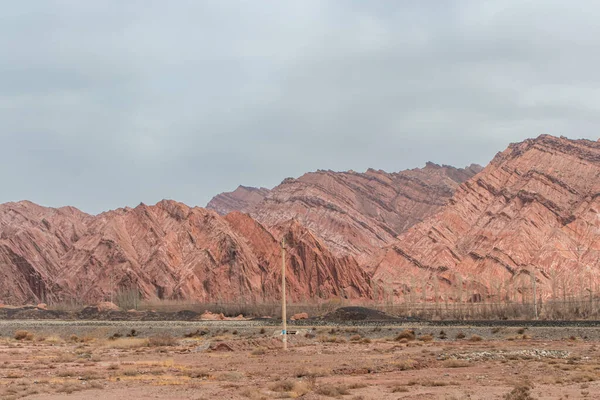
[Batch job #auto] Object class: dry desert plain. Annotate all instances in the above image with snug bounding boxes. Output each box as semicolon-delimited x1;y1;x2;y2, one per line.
1;321;600;399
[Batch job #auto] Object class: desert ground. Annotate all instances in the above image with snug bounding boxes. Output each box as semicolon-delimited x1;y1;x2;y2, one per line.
1;321;600;400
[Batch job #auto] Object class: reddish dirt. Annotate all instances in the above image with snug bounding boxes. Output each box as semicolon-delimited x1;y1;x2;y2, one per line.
0;328;599;399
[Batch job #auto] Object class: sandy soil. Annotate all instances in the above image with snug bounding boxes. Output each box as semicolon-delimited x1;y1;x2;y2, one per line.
1;325;599;399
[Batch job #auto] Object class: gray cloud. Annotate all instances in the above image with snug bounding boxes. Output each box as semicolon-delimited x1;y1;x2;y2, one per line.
1;0;599;214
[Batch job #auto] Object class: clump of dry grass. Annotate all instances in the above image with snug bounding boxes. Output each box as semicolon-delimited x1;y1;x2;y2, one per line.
395;330;415;341
350;334;362;342
503;382;534;400
442;359;470;368
455;332;466;340
216;371;245;382
469;335;483;342
56;383;84;394
14;330;33;341
251;348;266;356
147;334;177;347
418;334;434;342
318;335;346;344
315;383;350;397
269;380;295;392
187;368;211;379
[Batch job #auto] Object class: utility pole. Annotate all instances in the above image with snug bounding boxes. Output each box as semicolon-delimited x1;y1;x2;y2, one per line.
281;237;287;351
532;269;538;320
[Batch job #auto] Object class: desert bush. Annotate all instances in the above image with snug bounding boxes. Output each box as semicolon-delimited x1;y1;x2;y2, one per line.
442;360;470;368
418;334;434;342
269;380;295;392
469;335;483;342
251;348;266;356
187;368;211;379
395;330;415;341
14;330;33;341
295;367;330;378
391;385;409;393
503;382;534;400
455;332;466;339
315;383;350;397
147;334;177;347
350;334;362;342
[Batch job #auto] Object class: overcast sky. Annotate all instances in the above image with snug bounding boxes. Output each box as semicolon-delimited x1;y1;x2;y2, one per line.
2;1;600;214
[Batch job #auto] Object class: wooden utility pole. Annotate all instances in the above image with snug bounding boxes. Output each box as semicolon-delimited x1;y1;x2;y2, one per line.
532;269;538;320
281;237;287;351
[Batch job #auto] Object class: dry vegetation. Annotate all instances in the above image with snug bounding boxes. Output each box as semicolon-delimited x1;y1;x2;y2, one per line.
1;326;600;399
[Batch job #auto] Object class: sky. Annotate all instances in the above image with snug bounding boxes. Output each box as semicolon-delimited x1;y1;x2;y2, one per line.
2;0;600;214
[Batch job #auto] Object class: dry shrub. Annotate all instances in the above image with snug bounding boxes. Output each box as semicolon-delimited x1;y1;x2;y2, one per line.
103;338;146;349
240;388;267;400
251;348;266;356
469;335;483;342
56;384;84;394
394;359;418;371
348;382;368;389
418;334;434;342
216;371;245;382
503;382;534;400
187;368;211;379
569;373;596;383
147;334;177;347
391;385;409;393
14;330;33;341
350;334;362;342
122;368;141;376
360;338;371;344
88;382;104;390
455;332;466;340
319;335;346;344
315;383;350;397
395;330;415;341
442;360;470;368
269;380;295;392
295;367;330;378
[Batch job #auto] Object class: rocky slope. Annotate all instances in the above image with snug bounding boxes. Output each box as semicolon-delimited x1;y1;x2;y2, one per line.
371;135;600;301
207;186;270;215
0;200;371;305
248;163;482;261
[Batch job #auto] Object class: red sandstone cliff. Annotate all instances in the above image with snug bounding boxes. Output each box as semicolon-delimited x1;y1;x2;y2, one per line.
207;186;270;215
371;135;600;301
210;164;481;262
0;200;370;305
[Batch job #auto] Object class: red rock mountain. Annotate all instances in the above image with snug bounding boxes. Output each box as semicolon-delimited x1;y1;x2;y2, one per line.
371;135;600;301
210;163;482;261
3;134;598;306
207;185;270;215
0;200;370;305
